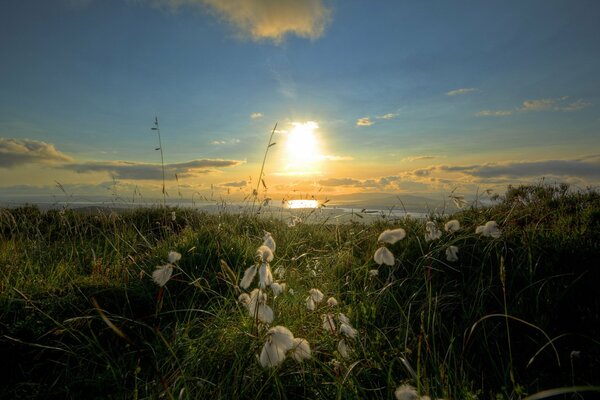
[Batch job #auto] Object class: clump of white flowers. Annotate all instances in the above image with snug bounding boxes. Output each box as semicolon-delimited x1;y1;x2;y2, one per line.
424;221;442;242
444;219;460;233
445;245;459;262
152;250;181;287
259;326;311;368
374;228;406;266
306;288;325;310
476;221;502;238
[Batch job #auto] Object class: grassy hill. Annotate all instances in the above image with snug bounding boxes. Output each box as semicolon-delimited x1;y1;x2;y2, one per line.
0;184;599;399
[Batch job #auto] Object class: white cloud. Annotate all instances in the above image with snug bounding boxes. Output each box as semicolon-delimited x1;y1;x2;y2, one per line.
475;110;513;117
446;88;477;96
377;113;398;120
154;0;332;43
519;96;591;112
402;155;438;162
250;112;263;119
356;117;374;127
0;137;73;168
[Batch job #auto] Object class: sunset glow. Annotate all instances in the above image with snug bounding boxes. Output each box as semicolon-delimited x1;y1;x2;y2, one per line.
282;121;322;176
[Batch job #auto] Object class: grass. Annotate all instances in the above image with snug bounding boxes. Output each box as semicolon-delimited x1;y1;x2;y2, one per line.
0;183;599;399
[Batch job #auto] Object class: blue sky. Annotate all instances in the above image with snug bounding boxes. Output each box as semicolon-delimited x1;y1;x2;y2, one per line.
1;0;599;202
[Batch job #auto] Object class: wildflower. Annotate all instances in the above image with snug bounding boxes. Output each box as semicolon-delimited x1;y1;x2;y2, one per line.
271;282;284;296
290;338;311;362
338;313;350;326
369;269;379;278
425;221;442;242
340;322;358;339
171;211;176;221
444;219;460;233
247;289;273;323
395;384;418;400
259;326;294;368
240;265;257;289
476;221;502;238
322;313;336;334
238;293;250;306
258;262;273;289
167;251;181;263
309;288;324;303
305;296;315;311
374;246;394;266
152;264;173;287
288;288;295;295
451;194;467;209
274;265;286;279
337;339;350;359
378;228;406;244
262;232;276;253
257;245;274;263
446;246;459;262
327;297;338;307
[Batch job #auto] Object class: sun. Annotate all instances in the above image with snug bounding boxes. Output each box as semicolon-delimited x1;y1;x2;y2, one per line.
282;121;322;175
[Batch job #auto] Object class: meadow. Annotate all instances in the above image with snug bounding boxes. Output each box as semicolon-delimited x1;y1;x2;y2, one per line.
0;183;599;399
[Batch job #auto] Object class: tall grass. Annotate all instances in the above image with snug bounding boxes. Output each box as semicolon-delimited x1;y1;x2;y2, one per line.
0;183;598;399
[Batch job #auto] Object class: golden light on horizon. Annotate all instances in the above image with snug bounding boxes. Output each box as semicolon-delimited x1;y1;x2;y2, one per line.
287;199;319;209
282;121;322;175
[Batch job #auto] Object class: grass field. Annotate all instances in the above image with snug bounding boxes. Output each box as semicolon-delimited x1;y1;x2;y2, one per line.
1;183;599;399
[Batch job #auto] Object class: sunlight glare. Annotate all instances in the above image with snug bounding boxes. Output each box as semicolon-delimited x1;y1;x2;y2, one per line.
287;199;319;209
283;121;322;175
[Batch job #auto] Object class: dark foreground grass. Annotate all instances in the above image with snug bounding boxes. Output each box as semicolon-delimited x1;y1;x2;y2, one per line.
0;184;599;399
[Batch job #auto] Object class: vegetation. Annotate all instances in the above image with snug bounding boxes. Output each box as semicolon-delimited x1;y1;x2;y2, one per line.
0;184;599;399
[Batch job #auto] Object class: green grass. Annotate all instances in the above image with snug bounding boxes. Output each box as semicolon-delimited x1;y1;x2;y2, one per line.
0;183;599;399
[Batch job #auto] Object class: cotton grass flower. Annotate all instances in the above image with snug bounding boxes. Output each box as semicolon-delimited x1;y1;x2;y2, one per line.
271;282;284;296
257;245;274;263
445;246;459;262
476;221;502;238
338;312;350;326
238;292;250;306
327;297;338;307
247;289;273;323
322;313;336;334
425;221;442;242
262;231;276;253
258;262;273;289
152;264;173;287
395;384;418;400
290;338;311;362
378;228;406;244
259;326;294;368
305;296;315;311
444;219;460;233
309;288;324;303
240;265;257;289
167;251;181;263
337;339;350;359
369;269;379;278
374;246;394;266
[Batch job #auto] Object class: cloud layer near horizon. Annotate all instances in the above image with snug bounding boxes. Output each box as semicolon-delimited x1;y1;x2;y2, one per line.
153;0;331;42
0;138;73;167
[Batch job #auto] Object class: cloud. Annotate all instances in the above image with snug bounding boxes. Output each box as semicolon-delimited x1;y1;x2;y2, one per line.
154;0;331;43
356;117;374;127
250;112;263;119
64;159;244;180
318;154;354;161
210;138;241;145
0;137;73;168
519;96;591;112
402;155;438;162
377;113;398;120
475;110;513;117
318;178;362;187
446;88;477;96
220;180;247;187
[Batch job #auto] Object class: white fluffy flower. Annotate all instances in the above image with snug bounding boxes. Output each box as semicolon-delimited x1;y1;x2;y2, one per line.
167;251;181;263
476;221;502;238
378;228;406;244
262;232;276;253
374;246;394;266
425;221;442;242
309;288;324;303
444;219;460;233
395;384;418;400
258;263;273;289
290;338;311;362
152;264;173;287
446;246;459;262
238;293;250;306
171;211;176;221
322;313;336;334
271;282;284;296
240;265;257;289
257;245;274;263
260;339;286;368
327;297;338;307
338;312;350;326
337;339;350;359
259;326;295;368
257;303;274;324
369;269;379;278
305;296;315;311
340;323;358;339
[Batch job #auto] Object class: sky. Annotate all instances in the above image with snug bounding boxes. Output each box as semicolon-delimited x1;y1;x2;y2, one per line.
1;0;599;204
